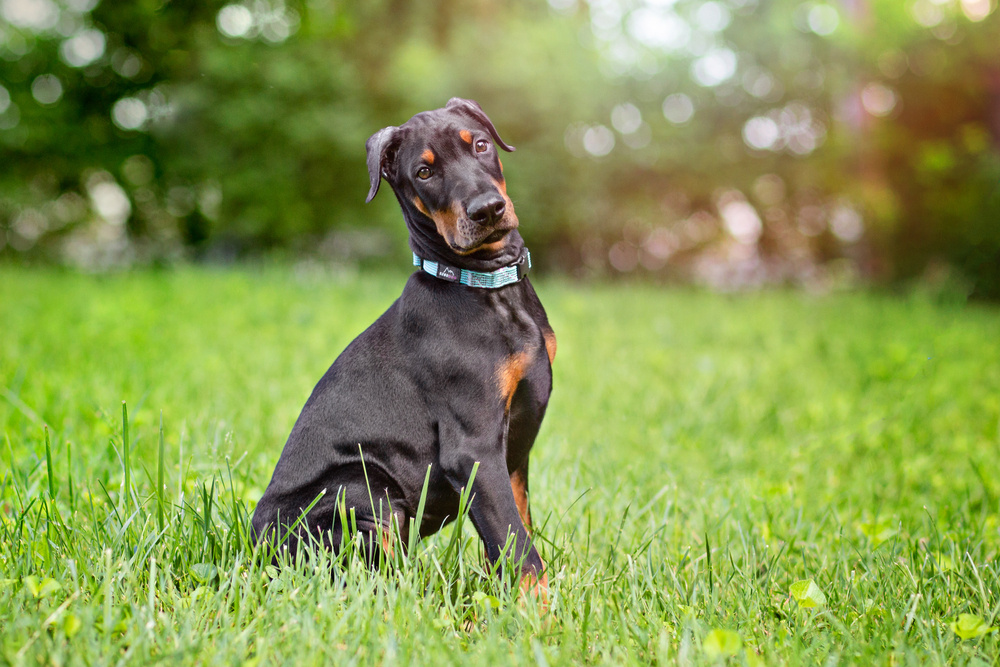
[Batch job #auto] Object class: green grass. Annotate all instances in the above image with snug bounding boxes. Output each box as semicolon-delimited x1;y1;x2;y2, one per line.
2;265;1000;665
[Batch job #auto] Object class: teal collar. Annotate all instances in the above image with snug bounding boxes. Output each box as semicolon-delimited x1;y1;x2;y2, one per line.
412;248;531;289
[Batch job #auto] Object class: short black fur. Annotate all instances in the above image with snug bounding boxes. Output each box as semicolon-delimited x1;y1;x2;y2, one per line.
252;99;555;589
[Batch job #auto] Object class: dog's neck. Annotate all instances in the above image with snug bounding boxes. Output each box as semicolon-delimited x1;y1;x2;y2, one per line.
401;207;526;274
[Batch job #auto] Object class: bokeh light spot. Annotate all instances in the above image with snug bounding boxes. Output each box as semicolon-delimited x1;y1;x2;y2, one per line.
691;48;737;87
622;123;652;149
64;0;98;12
1;0;59;31
87;175;131;226
861;83;897;116
910;0;944;27
31;74;62;105
960;0;993;21
10;209;48;251
611;102;643;134
547;0;576;14
215;1;298;43
217;4;254;39
742;103;825;154
781;102;825;154
807;4;839;35
742;66;780;100
112;97;148;131
583;124;615;157
743;116;779;151
111;48;144;79
627;7;690;50
695;1;731;33
830;204;864;242
0;102;20;129
609;241;639;272
662;93;694;124
719;191;762;244
643;227;678;265
59;29;105;67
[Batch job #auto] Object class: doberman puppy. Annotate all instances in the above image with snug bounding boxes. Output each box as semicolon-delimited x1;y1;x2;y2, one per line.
251;98;555;598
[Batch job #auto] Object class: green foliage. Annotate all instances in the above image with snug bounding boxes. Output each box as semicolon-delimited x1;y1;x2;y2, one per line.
0;0;599;265
858;516;899;547
2;266;1000;663
950;613;997;641
789;579;826;609
702;628;741;659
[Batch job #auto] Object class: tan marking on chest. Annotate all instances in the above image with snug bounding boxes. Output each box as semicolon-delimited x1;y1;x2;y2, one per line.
495;345;536;410
421;149;435;164
459;129;473;144
543;330;557;364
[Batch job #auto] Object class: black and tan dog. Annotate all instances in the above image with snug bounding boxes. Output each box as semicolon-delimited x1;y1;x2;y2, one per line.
251;98;555;597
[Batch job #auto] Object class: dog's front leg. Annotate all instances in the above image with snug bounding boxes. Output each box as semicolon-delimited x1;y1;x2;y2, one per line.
438;422;545;589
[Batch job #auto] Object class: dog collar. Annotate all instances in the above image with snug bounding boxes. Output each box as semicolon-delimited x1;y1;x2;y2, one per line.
412;248;531;288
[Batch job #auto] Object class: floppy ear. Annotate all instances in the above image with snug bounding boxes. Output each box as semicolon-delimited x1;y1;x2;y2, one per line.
365;126;399;203
446;97;516;152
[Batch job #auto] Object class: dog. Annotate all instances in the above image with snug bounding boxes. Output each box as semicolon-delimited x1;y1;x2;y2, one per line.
251;98;555;599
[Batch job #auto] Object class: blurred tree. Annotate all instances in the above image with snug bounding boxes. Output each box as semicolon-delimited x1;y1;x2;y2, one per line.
849;1;1000;298
0;0;606;267
569;0;1000;295
0;0;998;298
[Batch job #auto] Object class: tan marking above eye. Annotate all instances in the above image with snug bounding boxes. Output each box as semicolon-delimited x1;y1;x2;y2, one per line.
421;149;435;164
459;130;473;144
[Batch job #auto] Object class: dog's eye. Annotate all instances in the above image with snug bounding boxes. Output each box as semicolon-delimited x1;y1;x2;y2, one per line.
475;140;490;153
416;167;432;180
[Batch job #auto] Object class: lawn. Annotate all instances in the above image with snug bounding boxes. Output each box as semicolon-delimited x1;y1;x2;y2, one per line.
2;265;999;665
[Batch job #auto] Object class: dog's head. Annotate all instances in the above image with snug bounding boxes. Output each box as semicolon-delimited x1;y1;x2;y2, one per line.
366;98;520;260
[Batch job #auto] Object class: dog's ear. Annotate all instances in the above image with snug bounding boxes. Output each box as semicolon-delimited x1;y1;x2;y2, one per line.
365;126;400;203
446;97;516;153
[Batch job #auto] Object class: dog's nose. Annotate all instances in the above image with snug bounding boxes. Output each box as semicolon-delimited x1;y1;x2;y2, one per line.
467;193;506;225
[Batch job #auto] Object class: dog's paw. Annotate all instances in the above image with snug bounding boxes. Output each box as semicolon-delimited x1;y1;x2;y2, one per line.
519;559;549;613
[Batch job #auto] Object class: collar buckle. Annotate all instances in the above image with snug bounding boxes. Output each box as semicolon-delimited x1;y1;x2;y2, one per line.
515;249;531;281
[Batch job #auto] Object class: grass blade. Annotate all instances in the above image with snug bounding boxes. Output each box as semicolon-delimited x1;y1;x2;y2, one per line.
122;401;130;507
44;426;55;500
157;411;165;531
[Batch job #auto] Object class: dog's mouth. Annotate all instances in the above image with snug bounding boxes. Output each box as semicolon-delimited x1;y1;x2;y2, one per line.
450;226;515;255
481;228;510;245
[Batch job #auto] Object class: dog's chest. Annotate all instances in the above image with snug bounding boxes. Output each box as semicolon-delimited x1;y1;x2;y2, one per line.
483;290;552;457
486;291;549;378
